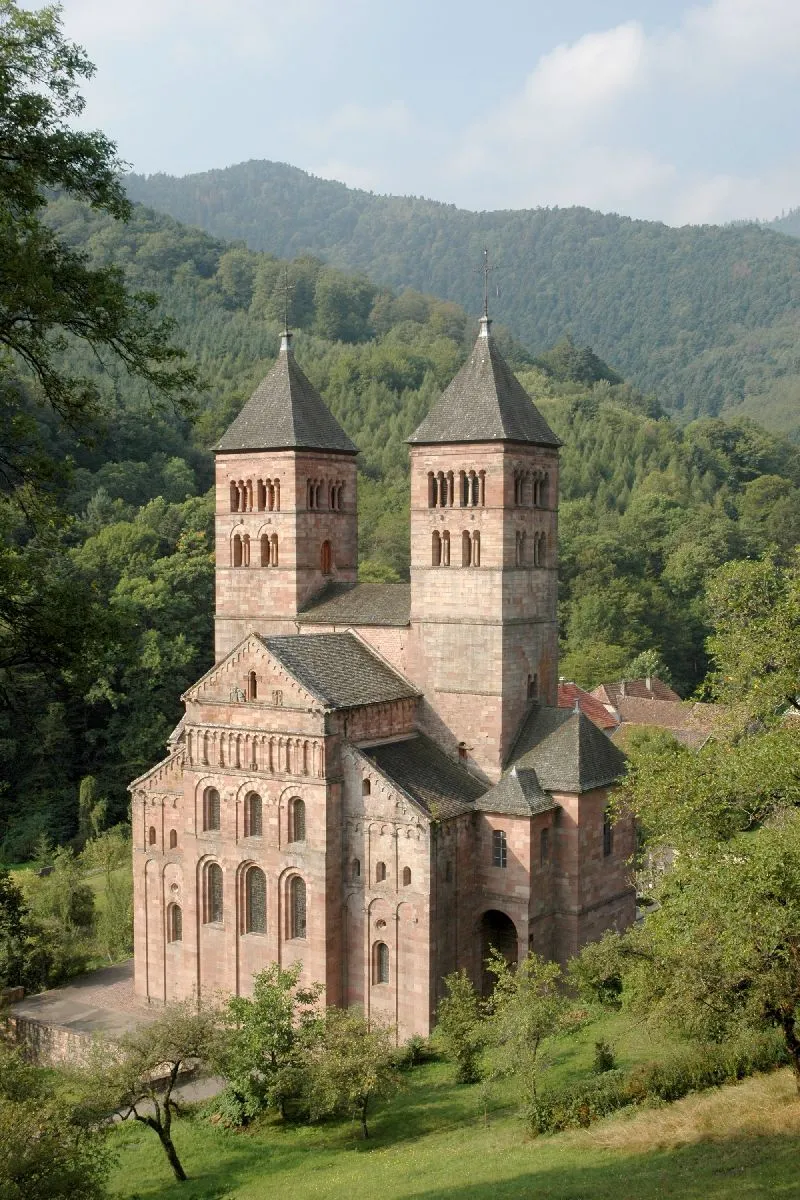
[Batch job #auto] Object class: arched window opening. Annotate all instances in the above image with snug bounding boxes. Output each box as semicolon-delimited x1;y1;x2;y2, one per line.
203;787;220;832
437;471;447;508
307;479;314;509
516;530;526;567
471;473;480;506
230;481;239;512
431;530;441;567
290;876;307;939
603;810;614;857
233;534;243;568
540;475;549;507
461;530;472;567
273;480;281;511
352;857;361;880
167;903;182;943
428;472;437;508
245;866;266;934
472;530;480;567
205;863;223;924
257;480;266;510
248;670;257;701
246;480;254;511
245;792;262;838
321;540;332;575
289;798;306;843
533;532;545;567
337;483;344;509
376;860;387;883
442;529;450;565
362;778;371;796
540;827;550;865
479;470;486;506
169;828;177;849
270;533;278;567
527;673;538;701
459;470;467;506
374;941;389;984
446;471;455;506
492;829;508;869
148;825;156;846
261;534;270;566
241;534;250;566
402;866;411;887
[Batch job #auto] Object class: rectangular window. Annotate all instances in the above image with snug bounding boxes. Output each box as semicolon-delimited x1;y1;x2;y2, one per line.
492;829;507;868
603;810;614;857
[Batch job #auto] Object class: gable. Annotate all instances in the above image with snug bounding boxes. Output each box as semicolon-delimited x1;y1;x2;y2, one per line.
183;634;323;712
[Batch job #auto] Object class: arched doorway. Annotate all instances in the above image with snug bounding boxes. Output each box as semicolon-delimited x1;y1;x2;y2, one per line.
479;909;518;996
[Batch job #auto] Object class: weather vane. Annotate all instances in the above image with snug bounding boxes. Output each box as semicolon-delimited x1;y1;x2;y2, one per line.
276;267;295;333
478;247;502;319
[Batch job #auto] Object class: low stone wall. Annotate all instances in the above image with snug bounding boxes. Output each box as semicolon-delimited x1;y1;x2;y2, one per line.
5;1013;97;1066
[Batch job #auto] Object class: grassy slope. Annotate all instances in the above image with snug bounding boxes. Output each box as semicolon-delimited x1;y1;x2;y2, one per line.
108;1014;799;1200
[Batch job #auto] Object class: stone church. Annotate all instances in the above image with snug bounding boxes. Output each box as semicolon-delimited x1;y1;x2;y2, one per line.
131;315;635;1037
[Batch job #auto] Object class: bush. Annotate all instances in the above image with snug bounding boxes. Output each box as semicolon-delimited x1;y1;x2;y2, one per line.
593;1039;616;1073
528;1031;786;1134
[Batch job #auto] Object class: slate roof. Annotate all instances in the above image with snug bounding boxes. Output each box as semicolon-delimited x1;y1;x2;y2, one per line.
557;682;618;731
475;766;555;816
297;582;411;627
507;705;627;794
591;677;681;707
363;735;485;819
216;334;357;455
408;319;561;447
262;632;418;710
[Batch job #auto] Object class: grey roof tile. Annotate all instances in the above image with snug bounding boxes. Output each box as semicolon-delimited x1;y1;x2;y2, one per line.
475;766;556;816
216;335;357;455
262;631;418;710
363;735;485;819
297;582;411;627
508;705;627;793
408;321;561;448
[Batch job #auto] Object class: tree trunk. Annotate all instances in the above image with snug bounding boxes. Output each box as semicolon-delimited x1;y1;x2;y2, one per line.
778;1012;800;1094
360;1097;370;1139
158;1129;188;1182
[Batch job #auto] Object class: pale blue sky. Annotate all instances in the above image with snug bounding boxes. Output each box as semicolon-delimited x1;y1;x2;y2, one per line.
57;0;800;225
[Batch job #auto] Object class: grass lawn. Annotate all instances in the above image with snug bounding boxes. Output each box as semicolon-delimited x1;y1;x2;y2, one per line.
108;1014;800;1200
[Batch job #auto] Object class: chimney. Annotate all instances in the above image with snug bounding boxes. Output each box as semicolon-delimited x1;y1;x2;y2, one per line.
645;675;652;693
620;680;626;697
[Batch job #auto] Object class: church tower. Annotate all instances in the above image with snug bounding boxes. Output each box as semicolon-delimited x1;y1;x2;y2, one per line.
407;315;560;782
214;331;358;660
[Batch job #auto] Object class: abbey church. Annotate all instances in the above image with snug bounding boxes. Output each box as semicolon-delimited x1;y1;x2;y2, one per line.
131;315;635;1037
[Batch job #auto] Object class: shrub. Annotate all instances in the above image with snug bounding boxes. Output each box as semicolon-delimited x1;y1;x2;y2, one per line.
529;1031;786;1134
593;1039;616;1074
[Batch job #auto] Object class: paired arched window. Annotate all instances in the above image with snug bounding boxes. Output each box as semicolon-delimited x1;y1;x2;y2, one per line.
244;792;262;838
169;829;178;849
328;481;345;510
148;826;156;846
320;540;333;575
245;866;267;934
232;533;251;567
260;533;279;567
203;787;220;831
373;941;390;984
540;827;550;865
492;829;508;869
290;876;307;939
167;903;182;943
288;798;305;843
428;470;454;507
205;863;223;924
402;866;411;887
460;470;485;507
376;860;387;883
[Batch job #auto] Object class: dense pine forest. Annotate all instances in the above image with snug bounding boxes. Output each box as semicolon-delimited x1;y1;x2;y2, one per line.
124;161;800;439
2;193;800;859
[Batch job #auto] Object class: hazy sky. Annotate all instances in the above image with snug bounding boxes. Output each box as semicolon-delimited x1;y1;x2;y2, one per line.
56;0;800;225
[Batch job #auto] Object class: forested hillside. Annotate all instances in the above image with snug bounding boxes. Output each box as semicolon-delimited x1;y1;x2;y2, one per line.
768;207;800;238
3;195;800;860
124;161;800;438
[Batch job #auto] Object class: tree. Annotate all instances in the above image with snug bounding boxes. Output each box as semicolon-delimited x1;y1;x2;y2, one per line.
623;649;672;686
0;866;27;987
80;825;132;962
77;775;106;846
0;1041;111;1199
435;969;484;1084
217;961;322;1123
483;951;584;1119
0;0;195;482
705;550;800;726
91;1001;220;1182
304;1008;400;1139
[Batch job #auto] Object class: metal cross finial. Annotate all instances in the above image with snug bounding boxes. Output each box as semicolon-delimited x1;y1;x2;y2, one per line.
482;247;493;320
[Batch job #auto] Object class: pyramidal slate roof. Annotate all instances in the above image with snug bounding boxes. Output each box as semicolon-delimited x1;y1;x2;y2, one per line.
363;734;485;819
475;766;555;816
216;333;357;455
408;318;561;448
262;631;418;710
505;705;627;794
